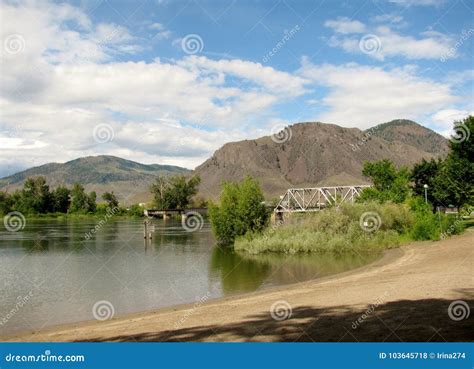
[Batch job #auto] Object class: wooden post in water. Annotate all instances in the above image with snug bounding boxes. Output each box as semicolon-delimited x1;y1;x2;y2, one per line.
144;220;154;240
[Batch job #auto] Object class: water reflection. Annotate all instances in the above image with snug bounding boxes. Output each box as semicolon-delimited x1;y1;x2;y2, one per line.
210;247;271;293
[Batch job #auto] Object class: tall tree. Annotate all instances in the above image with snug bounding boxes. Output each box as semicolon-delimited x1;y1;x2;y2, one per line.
150;175;200;209
19;177;52;214
52;186;71;213
360;160;410;203
411;158;442;205
433;116;474;207
102;191;119;209
70;183;91;213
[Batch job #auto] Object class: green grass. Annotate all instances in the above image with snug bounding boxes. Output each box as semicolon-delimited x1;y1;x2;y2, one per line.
235;202;466;255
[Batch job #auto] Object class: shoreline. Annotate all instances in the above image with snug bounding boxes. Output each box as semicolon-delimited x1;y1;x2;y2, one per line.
3;231;473;342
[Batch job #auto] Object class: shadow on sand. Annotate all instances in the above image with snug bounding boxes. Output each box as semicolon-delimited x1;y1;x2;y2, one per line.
78;293;473;342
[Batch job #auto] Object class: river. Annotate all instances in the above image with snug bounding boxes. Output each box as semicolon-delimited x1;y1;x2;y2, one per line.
0;219;379;335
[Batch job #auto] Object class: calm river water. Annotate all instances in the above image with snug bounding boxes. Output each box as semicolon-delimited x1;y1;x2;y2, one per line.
0;219;379;335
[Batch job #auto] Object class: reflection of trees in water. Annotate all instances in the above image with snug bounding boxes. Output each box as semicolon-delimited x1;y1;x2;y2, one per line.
210;248;381;294
238;252;381;285
210;246;271;294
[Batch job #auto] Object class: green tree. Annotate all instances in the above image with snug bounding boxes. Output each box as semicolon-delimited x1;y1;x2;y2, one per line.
70;183;87;212
150;175;201;209
432;116;474;207
359;160;410;203
150;176;169;209
127;204;145;217
87;191;97;213
102;191;119;209
209;176;269;244
19;177;52;214
52;186;71;213
411;158;441;205
0;191;12;215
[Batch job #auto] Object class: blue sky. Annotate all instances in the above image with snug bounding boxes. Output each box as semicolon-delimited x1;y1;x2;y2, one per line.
0;0;473;175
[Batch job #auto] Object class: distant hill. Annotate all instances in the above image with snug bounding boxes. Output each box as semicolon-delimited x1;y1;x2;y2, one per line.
195;120;449;200
0;156;190;205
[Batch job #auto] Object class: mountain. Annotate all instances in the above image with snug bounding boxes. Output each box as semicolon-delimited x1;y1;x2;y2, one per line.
0;156;189;204
195;120;449;199
368;119;450;156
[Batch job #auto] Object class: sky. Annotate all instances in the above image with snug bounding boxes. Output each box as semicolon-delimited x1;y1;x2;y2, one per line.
0;0;473;176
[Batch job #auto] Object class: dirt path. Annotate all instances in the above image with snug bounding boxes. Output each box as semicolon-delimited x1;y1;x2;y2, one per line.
5;231;473;342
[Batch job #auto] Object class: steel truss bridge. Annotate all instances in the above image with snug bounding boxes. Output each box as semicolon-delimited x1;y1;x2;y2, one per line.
274;185;371;213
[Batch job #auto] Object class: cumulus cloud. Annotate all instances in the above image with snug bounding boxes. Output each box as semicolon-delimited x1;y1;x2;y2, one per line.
325;17;456;60
324;17;366;34
299;58;457;128
0;0;309;174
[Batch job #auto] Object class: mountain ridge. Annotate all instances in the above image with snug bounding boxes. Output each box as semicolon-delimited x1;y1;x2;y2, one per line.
1;120;450;202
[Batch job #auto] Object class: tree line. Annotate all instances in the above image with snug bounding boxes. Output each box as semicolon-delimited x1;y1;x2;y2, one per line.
0;177;142;217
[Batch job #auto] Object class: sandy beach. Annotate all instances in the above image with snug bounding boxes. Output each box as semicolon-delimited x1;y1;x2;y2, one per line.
4;230;473;342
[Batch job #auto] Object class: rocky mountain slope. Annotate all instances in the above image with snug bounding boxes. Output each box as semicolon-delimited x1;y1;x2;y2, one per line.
195;120;449;199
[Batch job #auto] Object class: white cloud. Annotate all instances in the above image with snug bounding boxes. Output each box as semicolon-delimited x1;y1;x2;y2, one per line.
325;18;456;60
324;17;366;34
0;0;308;173
372;13;407;28
299;58;457;128
387;0;445;7
430;109;474;137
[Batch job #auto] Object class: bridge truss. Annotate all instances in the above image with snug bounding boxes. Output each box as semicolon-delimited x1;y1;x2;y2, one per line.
274;185;371;213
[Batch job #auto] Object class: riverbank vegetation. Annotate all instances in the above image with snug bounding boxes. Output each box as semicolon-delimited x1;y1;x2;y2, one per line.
0;176;145;218
217;117;473;254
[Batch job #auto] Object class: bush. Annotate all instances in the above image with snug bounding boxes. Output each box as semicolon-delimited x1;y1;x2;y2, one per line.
209;176;269;245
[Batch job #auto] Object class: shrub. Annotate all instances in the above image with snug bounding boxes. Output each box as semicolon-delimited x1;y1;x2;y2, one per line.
209;176;269;245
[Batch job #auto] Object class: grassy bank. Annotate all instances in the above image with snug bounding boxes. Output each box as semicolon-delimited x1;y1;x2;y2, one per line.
235;202;464;255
